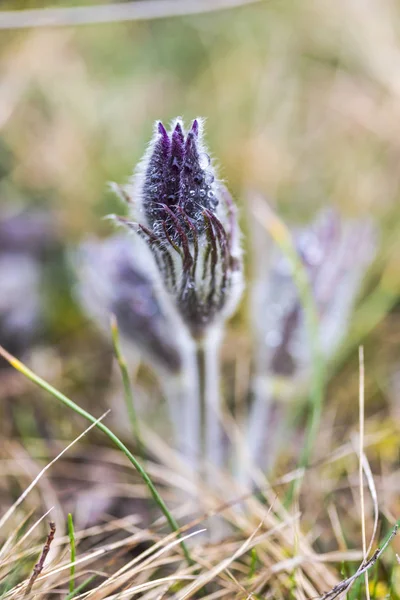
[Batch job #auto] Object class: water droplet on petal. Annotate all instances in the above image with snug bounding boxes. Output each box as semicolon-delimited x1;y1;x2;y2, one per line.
199;153;211;169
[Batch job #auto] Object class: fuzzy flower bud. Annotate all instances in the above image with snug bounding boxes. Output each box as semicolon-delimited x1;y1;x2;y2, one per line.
113;118;243;338
73;235;182;373
255;208;377;386
244;207;378;480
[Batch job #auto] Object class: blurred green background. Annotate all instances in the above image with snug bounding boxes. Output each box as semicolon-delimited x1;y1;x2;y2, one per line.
1;0;400;480
1;4;400;590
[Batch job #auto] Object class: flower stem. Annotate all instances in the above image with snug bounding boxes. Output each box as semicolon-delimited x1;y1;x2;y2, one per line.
240;377;284;488
180;336;201;474
196;329;223;484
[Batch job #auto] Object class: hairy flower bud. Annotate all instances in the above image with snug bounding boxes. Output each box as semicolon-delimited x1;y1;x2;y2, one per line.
113;118;243;338
255;208;377;386
73;235;182;373
244;207;378;480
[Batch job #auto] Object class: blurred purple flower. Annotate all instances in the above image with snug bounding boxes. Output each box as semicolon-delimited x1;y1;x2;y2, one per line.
0;254;42;356
255;208;377;383
74;235;182;373
112;118;243;338
243;207;378;481
0;210;56;256
0;209;56;358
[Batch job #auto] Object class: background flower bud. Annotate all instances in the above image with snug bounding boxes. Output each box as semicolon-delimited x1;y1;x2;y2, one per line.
73;235;182;373
0;208;57;360
254;207;377;388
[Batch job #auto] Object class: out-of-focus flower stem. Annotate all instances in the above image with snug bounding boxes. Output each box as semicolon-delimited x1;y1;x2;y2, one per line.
195;328;224;485
161;367;197;461
242;381;279;487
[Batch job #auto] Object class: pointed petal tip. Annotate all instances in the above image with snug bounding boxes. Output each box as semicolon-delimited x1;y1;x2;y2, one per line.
172;121;184;142
157;121;168;137
191;119;199;135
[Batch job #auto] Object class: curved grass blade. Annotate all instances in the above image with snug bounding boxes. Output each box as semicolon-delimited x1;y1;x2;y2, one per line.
0;344;193;567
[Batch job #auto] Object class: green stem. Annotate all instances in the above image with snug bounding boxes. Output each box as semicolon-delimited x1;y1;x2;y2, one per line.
64;575;96;600
0;344;193;567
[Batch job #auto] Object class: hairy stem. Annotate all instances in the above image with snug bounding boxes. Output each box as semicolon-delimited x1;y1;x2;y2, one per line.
240;377;284;489
180;336;201;474
196;328;223;484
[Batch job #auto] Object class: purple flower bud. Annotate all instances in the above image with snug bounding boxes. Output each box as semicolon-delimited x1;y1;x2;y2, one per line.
113;118;243;338
0;209;57;359
0;254;42;358
0;209;56;256
73;235;182;373
256;208;377;381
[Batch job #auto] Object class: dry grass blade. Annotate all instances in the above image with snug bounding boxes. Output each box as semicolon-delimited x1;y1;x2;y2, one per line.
14;508;54;553
0;0;263;30
319;524;398;599
84;528;205;599
176;521;264;599
0;344;193;566
358;346;369;598
0;412;109;534
362;453;379;559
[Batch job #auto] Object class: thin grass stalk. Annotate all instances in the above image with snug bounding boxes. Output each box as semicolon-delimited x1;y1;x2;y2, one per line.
110;315;143;455
67;513;76;595
65;575;96;600
0;344;193;567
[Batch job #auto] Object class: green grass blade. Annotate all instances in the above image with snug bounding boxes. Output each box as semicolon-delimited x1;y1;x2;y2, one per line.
64;575;96;600
110;315;143;455
0;344;193;567
67;513;76;594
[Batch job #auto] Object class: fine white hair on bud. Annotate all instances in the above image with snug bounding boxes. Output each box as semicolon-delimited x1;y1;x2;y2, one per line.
112;118;244;338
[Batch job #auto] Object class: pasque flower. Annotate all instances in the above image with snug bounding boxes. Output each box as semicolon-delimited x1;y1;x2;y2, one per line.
244;207;377;482
256;208;377;383
111;118;243;489
74;235;182;374
113;118;243;338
